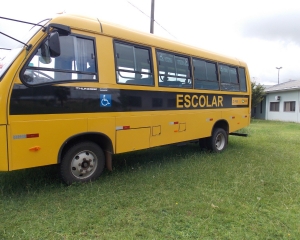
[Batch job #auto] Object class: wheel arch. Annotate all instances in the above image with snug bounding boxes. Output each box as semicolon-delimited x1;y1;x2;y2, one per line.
57;132;114;170
212;119;229;135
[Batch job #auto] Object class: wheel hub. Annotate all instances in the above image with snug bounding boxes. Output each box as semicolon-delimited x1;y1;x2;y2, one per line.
215;133;225;150
81;158;92;169
71;151;98;179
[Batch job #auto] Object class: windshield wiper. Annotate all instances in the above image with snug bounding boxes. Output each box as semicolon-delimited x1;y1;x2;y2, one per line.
0;31;32;50
0;16;50;51
0;16;47;30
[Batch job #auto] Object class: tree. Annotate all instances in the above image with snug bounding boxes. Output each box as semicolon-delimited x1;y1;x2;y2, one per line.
251;81;265;108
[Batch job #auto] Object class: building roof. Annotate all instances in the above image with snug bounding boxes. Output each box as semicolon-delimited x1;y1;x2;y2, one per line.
262;84;274;89
265;80;300;93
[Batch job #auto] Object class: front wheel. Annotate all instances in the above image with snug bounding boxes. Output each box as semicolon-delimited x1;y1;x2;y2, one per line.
60;141;105;185
208;128;228;153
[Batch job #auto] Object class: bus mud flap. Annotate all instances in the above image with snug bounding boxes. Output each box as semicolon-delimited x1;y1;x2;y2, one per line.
105;150;113;171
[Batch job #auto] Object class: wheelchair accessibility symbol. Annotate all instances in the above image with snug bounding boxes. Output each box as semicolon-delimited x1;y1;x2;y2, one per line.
100;94;111;107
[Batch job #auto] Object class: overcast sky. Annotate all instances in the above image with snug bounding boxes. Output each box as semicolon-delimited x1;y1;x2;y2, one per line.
1;0;300;85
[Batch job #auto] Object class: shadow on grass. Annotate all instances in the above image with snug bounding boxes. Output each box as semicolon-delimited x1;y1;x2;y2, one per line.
111;143;206;172
0;164;64;197
0;143;208;197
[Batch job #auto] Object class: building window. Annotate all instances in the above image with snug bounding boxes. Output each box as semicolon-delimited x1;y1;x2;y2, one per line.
284;101;296;112
270;102;279;111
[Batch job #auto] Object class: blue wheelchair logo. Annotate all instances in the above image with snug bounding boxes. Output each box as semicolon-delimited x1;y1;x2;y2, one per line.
100;94;111;107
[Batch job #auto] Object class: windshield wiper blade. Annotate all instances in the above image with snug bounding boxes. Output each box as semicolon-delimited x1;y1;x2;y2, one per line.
0;16;46;30
0;47;11;50
0;32;32;50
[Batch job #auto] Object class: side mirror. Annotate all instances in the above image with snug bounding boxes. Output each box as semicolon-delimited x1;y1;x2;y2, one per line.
39;42;52;64
48;32;61;57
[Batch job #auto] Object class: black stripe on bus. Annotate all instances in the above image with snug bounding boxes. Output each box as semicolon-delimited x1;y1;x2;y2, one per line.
10;84;249;115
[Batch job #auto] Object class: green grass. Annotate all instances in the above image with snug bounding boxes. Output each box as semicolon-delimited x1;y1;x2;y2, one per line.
0;119;300;239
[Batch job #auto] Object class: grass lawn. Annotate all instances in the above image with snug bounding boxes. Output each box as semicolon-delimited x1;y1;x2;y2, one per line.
0;119;299;239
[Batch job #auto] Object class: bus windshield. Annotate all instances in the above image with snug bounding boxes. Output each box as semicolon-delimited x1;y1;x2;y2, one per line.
0;18;50;80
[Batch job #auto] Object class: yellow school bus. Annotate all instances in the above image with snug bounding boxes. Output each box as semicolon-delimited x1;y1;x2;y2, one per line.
0;14;251;184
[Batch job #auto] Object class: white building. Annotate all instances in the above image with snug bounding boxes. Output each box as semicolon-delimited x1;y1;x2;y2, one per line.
254;80;300;123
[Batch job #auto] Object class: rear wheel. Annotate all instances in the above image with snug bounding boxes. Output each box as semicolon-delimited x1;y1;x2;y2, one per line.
208;128;228;153
60;141;105;185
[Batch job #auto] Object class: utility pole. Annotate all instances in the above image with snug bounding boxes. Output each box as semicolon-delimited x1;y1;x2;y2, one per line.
150;0;155;34
276;67;282;84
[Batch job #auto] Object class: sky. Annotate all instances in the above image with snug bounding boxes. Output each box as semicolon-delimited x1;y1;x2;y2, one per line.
1;0;300;85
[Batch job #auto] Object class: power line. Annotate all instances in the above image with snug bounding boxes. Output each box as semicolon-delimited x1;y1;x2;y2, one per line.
153;19;177;40
127;1;177;39
127;1;151;19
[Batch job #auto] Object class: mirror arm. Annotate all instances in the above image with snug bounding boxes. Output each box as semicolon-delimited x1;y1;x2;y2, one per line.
45;23;71;36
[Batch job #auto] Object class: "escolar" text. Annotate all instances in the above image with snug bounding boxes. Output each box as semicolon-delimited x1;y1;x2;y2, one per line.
176;94;224;108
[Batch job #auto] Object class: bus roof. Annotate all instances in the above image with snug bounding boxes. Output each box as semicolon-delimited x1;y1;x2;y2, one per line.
50;13;247;67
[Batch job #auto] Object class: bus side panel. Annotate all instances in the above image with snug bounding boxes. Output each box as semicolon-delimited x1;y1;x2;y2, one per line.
222;108;249;133
88;116;116;150
0;125;8;171
115;115;151;153
116;128;150;153
150;113;190;147
149;110;217;148
187;110;219;138
8;118;87;170
238;109;250;131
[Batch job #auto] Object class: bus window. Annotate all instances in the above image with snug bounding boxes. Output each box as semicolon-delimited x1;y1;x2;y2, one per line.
157;51;192;88
239;67;247;92
114;41;153;86
21;35;97;86
219;64;240;91
193;58;219;90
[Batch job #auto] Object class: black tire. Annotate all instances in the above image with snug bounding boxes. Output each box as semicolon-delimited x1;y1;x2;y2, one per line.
208;128;228;153
59;141;105;185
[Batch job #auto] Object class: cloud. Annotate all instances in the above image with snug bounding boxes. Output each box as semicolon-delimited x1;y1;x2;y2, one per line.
240;11;300;45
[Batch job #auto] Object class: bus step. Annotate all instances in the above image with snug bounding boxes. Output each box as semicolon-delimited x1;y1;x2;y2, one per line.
229;132;248;137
